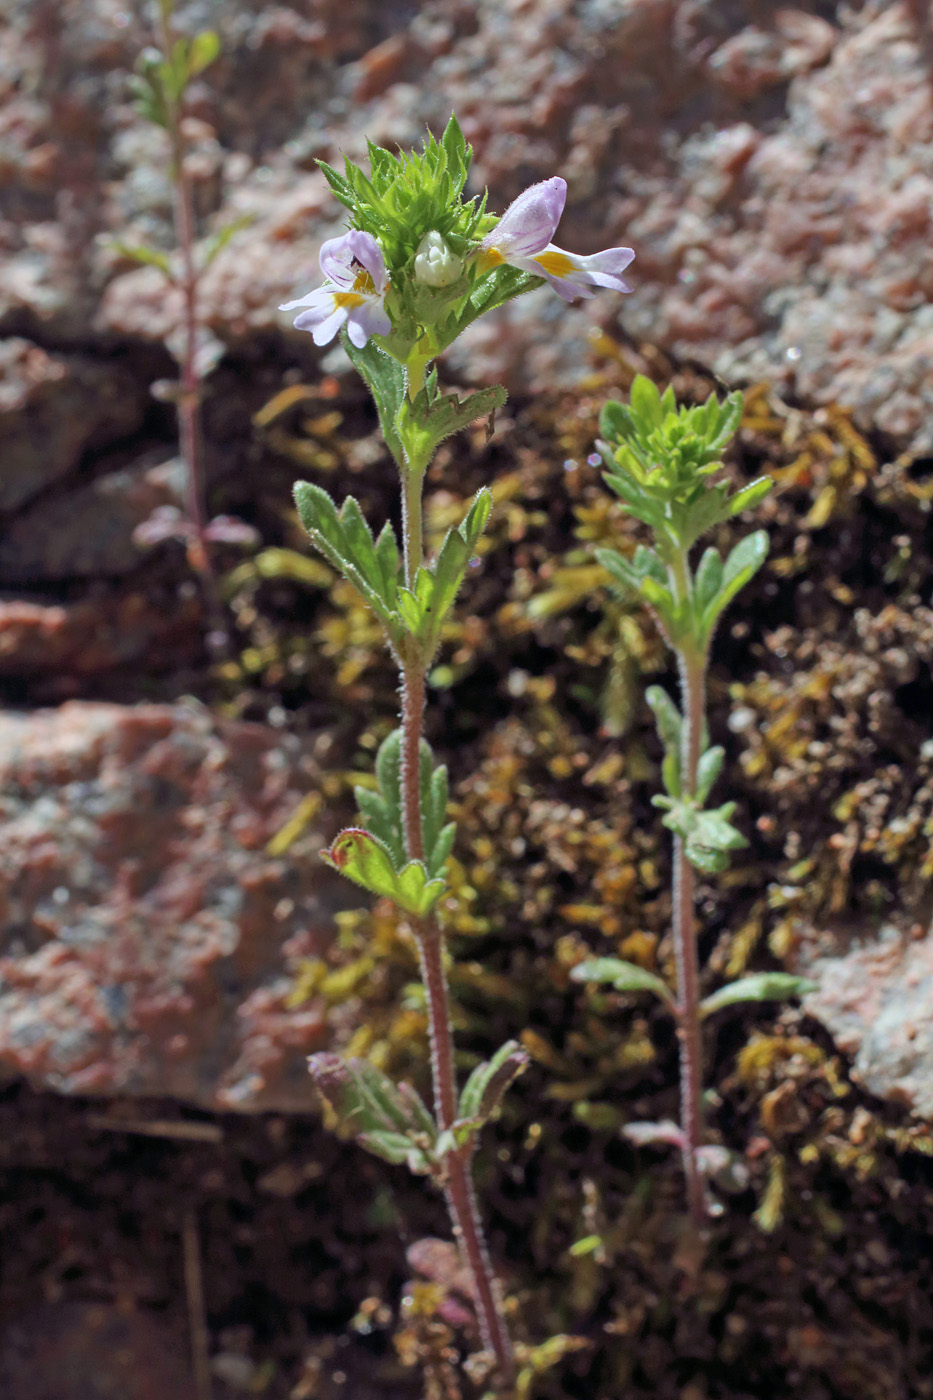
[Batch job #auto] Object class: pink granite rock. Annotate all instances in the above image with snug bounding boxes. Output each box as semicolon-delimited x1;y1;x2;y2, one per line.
0;339;146;512
799;924;933;1120
0;590;202;685
0;702;346;1111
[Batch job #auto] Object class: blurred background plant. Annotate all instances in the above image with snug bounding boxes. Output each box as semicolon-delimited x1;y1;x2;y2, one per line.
120;0;258;653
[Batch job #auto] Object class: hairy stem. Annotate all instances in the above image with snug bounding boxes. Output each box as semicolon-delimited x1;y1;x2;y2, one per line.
399;478;514;1385
674;646;707;1226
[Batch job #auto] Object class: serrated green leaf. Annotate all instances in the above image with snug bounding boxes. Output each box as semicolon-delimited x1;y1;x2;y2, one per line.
638;573;675;616
398;385;506;472
293;481;399;631
321;828;446;915
458;1040;530;1123
685;807;747;873
633;544;666;585
374;522;400;602
396;588;423;634
700;973;818;1018
570;957;677;1010
598;399;627;441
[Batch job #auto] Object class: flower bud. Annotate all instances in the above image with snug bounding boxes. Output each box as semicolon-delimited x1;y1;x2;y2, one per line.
413;231;462;288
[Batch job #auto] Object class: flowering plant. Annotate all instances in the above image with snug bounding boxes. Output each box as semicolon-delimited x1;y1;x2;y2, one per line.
282;115;633;1389
573;377;814;1224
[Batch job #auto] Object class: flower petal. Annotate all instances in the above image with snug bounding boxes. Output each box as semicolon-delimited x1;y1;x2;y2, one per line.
280;286;335;313
346;299;392;348
294;301;347;346
526;243;636;301
319;230;386;290
344;229;388;293
482;176;566;258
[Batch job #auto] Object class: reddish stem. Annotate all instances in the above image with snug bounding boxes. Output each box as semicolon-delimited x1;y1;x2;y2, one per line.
400;658;513;1384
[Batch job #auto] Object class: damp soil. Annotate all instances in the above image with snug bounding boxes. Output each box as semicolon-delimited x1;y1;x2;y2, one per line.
1;342;932;1400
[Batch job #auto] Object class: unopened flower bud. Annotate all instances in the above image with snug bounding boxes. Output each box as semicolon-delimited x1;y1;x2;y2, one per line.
413;231;462;287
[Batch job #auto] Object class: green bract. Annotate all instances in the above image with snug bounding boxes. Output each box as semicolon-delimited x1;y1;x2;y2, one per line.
319;115;491;273
598;375;771;555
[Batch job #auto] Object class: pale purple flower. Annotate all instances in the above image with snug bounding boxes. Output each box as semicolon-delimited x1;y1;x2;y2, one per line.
280;229;391;348
478;176;634;302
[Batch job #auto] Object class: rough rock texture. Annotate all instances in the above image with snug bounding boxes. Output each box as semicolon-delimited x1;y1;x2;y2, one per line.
0;339;147;512
4;0;933;442
0;588;203;685
0;454;186;584
0;702;346;1111
801;926;933;1119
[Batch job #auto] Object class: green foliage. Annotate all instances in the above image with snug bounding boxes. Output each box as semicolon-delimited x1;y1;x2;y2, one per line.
396;487;494;656
318;115;492;272
293;481;402;637
645;684;682;797
293;480;493;664
397;375;507;474
319;116;540;363
354;729;455;880
597;379;770;656
652;794;748;874
343;339;408;467
308;1054;438;1174
699;973;817;1018
321;828;447;916
458;1040;530;1124
570;957;677;1011
599;375;771;556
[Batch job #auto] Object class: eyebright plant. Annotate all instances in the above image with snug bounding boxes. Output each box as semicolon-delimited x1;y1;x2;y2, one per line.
283;115;633;1387
572;376;814;1224
122;0;256;651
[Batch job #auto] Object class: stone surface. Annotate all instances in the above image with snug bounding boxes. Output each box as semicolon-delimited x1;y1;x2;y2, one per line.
799;924;933;1119
0;340;147;513
0;455;185;584
0;701;347;1111
4;1;933;444
0;588;202;684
